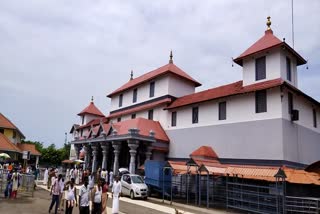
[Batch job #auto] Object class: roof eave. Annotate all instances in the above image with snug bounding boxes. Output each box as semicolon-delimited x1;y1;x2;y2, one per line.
233;42;307;67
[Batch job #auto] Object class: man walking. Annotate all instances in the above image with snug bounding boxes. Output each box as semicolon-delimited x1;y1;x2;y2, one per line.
112;176;122;214
78;177;90;214
48;174;61;214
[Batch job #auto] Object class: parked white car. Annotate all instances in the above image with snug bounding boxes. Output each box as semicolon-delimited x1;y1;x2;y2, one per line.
121;174;148;199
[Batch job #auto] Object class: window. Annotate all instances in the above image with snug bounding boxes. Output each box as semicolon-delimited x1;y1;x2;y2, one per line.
288;92;293;114
286;57;292;81
192;107;199;124
219;101;227;120
13;131;16;139
119;94;123;107
149;81;155;98
255;90;267;113
117;117;121;122
148;109;153;120
0;128;4;134
313;109;317;128
81;116;84;125
171;112;177;127
133;88;137;103
131;114;136;119
255;56;266;81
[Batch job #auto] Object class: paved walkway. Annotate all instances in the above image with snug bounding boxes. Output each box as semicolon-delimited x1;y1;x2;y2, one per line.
37;181;230;214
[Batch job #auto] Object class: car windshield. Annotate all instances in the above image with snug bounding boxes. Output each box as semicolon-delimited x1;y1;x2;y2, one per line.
131;176;144;184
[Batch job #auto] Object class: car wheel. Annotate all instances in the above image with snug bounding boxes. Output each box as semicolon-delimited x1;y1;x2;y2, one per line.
130;190;135;199
143;196;148;200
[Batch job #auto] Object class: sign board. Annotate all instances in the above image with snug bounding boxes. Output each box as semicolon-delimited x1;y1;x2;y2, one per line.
23;151;31;160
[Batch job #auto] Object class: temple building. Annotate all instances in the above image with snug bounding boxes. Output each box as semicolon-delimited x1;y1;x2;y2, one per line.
70;18;319;175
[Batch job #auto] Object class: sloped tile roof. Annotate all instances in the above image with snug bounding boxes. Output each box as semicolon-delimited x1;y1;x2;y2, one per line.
78;102;105;117
167;78;283;110
107;63;201;97
18;143;41;156
190;146;219;159
78;117;108;129
0;133;21;153
112;118;169;142
0;113;25;139
108;98;172;119
233;30;306;66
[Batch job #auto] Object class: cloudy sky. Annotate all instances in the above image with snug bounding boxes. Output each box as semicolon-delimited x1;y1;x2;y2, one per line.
1;0;319;147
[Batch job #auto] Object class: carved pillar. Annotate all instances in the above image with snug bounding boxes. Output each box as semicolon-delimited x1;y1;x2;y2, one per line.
91;144;98;173
82;145;88;170
100;142;109;170
145;145;153;162
128;139;139;174
74;144;81;160
112;141;121;175
86;145;92;170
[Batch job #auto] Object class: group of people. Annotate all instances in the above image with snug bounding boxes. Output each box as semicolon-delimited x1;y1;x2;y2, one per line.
47;168;122;214
3;168;20;199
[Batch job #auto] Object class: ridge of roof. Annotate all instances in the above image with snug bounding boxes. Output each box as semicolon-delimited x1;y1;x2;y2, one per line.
0;113;25;139
77;101;105;117
234;29;306;66
166;78;284;109
107;63;201;98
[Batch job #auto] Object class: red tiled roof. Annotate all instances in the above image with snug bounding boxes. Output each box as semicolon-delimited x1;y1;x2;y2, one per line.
18;143;41;156
107;63;201;97
108;98;172;119
78;102;105;117
0;133;21;153
167;78;283;109
0;113;25;139
112;118;170;142
78;117;108;129
225;166;320;185
234;29;306;66
101;124;111;135
190;146;219;159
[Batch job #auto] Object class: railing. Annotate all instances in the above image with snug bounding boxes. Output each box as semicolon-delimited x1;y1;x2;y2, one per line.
286;196;320;214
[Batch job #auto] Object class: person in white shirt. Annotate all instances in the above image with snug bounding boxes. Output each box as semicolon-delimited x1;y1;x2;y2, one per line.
58;177;65;212
44;167;49;185
78;177;90;214
65;178;77;214
112;176;122;214
91;179;102;214
88;172;94;190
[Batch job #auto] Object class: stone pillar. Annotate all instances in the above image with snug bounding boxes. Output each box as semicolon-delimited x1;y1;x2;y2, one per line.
112;141;121;175
145;145;153;162
36;156;39;167
74;144;81;160
91;144;98;173
86;145;92;171
100;142;109;170
128;140;139;174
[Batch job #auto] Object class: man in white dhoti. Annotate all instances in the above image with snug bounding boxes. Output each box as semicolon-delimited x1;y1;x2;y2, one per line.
44;167;49;185
111;176;122;214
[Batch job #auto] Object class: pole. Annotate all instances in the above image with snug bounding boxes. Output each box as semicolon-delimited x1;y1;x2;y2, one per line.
291;0;294;48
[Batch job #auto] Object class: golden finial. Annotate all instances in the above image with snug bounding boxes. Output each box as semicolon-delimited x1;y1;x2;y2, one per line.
266;16;271;30
91;96;94;102
169;50;173;64
130;70;133;80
